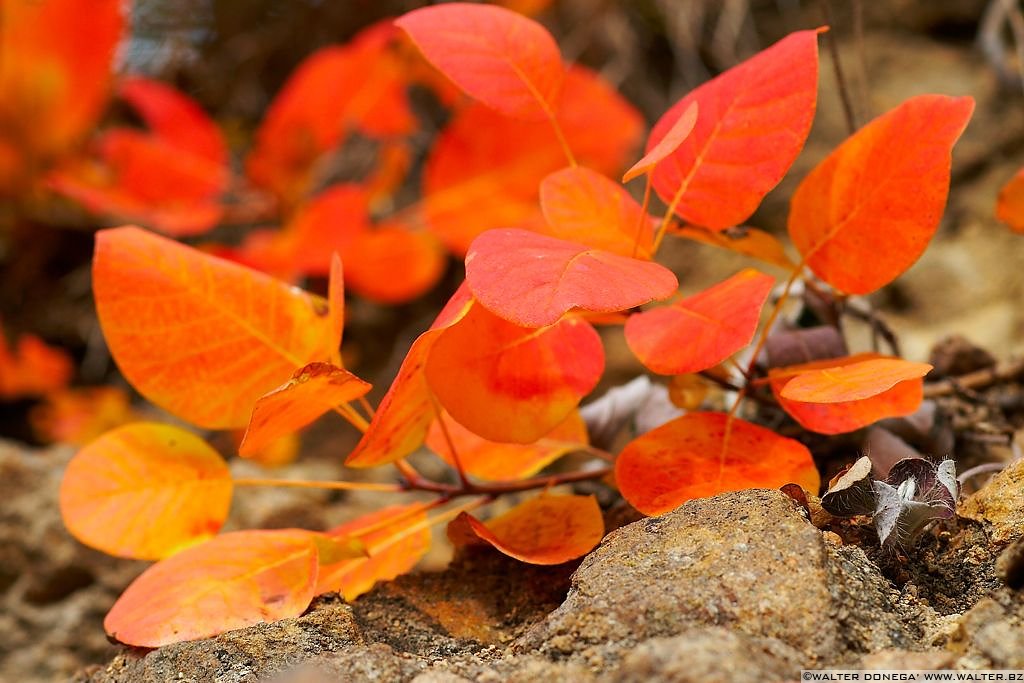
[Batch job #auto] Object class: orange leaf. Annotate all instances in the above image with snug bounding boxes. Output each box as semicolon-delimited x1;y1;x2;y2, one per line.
30;386;138;445
93;227;340;429
0;0;124;188
540;166;656;258
345;286;474;468
422;65;643;256
0;325;73;399
447;494;603;565
246;23;417;204
650;30;821;230
425;301;603;443
345;224;447;304
997;167;1024;234
625;269;775;375
769;353;925;434
104;529;321;647
622;101;698;183
239;362;371;457
672;225;797;270
789;94;974;294
779;357;932;403
427;409;588;481
328;254;345;353
615;412;819;516
59;423;232;560
317;504;432;600
466;228;677;328
396;3;564;121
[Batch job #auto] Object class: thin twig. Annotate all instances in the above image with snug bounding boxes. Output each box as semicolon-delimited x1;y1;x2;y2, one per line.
819;0;858;135
924;358;1024;398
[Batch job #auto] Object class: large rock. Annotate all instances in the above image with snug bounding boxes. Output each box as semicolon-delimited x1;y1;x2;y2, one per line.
960;459;1024;544
516;489;933;668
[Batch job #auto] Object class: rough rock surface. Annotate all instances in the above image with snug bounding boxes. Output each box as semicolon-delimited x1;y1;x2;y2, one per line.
959;459;1024;544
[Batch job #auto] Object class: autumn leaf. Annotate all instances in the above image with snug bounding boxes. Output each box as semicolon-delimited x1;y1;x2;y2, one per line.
93;227;340;429
465;228;677;328
396;3;564;121
789;94;974;294
672;225;797;270
345;286;475;468
422;65;643;255
425;301;604;443
317;504;432;600
30;386;137;446
650;30;821;230
540;166;656;257
60;423;232;560
246;22;417;204
625;269;775;375
426;409;588;481
770;353;926;434
239;363;371;457
779;357;932;403
622;101;698;183
0;0;124;191
997;167;1024;234
448;494;603;564
344;223;447;304
0;324;73;399
615;412;819;516
104;529;323;647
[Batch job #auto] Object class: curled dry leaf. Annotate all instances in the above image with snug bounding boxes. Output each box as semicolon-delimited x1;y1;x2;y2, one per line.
105;529;323;647
622;101;698;183
779;357;932;403
789;94;974;294
540;166;656;258
426;409;588;481
625;268;774;375
60;423;232;560
820;455;876;517
466;228;677;328
447;494;604;565
615;412;819;516
93;227;340;429
396;3;564;121
317;504;432;600
239;362;371;457
649;29;821;230
770;353;926;435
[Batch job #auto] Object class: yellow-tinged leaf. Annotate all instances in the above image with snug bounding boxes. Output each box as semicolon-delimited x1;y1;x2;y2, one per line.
93;226;340;429
447;494;603;564
239;362;371;457
104;529;320;647
673;225;797;270
60;423;232;560
779;357;932;403
312;535;367;564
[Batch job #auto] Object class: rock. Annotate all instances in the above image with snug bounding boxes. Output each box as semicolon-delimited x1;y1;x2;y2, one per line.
951;589;1024;668
858;649;955;670
602;628;802;683
959;459;1024;543
516;489;934;668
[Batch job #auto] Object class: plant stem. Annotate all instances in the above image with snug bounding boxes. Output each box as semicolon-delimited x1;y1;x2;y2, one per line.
633;174;654;257
233;478;405;493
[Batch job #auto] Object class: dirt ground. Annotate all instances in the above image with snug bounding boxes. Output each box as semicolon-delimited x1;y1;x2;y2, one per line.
3;1;1024;681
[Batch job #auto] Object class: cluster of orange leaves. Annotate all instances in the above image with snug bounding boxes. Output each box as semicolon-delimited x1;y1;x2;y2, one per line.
36;1;986;649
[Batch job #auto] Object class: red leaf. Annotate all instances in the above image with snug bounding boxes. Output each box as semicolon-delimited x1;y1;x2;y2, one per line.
0;324;73;399
650;30;821;230
104;530;321;647
466;228;677;328
447;494;603;564
93;227;340;429
625;269;775;375
422;65;643;256
770;354;926;435
622;101;698;183
997;168;1024;234
425;301;603;443
317;504;432;600
427;409;587;481
789;95;974;294
396;3;564;121
540;166;656;258
345;286;475;468
615;412;819;516
345;224;447;304
779;357;932;403
60;423;232;560
239;363;371;457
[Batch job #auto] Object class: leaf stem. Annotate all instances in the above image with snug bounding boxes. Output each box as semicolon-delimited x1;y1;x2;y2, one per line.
632;174;654;257
331;404;370;433
233;478;405;493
